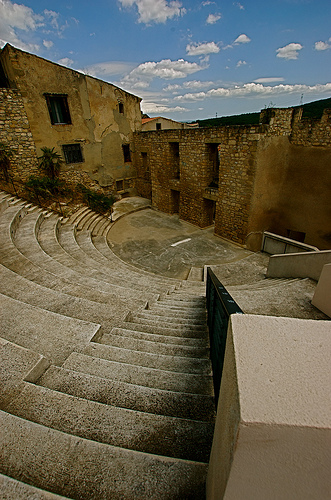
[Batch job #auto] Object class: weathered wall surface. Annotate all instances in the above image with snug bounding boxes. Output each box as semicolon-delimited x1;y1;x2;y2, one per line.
0;88;38;181
134;107;331;250
1;44;141;191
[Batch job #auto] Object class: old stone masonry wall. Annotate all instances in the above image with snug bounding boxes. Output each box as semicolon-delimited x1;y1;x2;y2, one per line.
134;107;331;250
0;88;39;181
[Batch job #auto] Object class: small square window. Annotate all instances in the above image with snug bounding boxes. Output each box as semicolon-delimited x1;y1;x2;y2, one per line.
116;179;124;192
156;123;161;130
122;144;131;163
45;94;71;125
62;144;83;164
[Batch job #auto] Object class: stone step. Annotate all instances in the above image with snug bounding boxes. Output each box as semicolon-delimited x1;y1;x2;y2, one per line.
0;264;137;336
62;352;213;396
1;410;207;499
68;206;90;226
228;277;301;291
82;342;211;375
11;210;158;304
121;320;209;340
0;473;68;499
76;230;177;289
92;234;183;286
101;328;209;358
7;383;214;462
103;326;207;348
0;292;100;366
187;266;204;281
147;305;207;319
38;365;215;421
88;213;105;234
0;336;49;409
40;219;175;295
133;312;208;328
80;211;100;231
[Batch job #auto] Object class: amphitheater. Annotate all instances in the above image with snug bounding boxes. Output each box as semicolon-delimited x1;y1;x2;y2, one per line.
0;191;329;499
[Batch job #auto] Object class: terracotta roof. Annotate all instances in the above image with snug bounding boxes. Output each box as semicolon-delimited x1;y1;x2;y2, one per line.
142;117;161;124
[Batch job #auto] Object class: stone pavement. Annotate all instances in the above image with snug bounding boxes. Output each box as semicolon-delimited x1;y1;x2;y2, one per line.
108;199;251;279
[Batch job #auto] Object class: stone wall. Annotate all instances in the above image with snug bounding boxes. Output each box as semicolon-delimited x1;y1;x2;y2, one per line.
0;88;38;181
290;108;331;146
134;107;331;250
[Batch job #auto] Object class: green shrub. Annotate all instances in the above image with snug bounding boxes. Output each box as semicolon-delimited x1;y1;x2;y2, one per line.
25;175;66;201
77;184;115;215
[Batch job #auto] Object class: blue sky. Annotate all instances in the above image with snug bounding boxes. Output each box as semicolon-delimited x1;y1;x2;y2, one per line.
1;0;330;121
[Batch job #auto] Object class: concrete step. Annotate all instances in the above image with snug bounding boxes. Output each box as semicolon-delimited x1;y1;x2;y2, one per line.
62;352;213;396
38;365;215;421
147;305;207;319
40;219;174;295
0;292;100;366
1;410;208;499
132;313;208;329
120;320;209;341
0;264;137;335
11;210;157;305
80;211;100;231
76;230;178;289
82;342;211;375
0;336;49;409
93;234;182;285
68;206;90;226
0;473;68;499
100;328;210;358
103;326;208;348
7;383;214;462
187;266;204;281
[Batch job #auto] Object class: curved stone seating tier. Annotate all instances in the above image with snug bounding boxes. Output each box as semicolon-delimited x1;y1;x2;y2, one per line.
0;193;214;498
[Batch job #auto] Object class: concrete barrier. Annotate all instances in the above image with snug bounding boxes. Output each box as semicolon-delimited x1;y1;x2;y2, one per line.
261;231;319;254
312;263;331;317
266;249;331;281
206;314;331;500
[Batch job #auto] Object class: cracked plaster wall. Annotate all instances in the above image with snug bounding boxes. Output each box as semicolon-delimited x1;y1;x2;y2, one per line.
1;44;141;190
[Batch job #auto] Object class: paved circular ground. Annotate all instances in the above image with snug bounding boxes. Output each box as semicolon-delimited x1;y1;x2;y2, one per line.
107;205;251;279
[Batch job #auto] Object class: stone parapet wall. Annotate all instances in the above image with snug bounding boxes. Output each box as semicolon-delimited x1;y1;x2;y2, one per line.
290;108;331;146
0;88;39;181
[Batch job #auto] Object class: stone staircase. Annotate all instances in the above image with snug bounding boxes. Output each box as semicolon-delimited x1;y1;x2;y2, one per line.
0;192;215;499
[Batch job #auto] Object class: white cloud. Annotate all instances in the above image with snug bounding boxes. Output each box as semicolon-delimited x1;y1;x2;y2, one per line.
82;61;135;78
174;82;331;101
314;40;331;51
276;42;303;60
234;2;244;10
164;80;215;92
206;13;221;24
0;0;43;51
186;41;220;56
123;59;207;87
118;0;186;24
233;34;251;44
43;40;53;49
236;60;247;67
57;57;74;67
141;101;188;114
254;77;285;83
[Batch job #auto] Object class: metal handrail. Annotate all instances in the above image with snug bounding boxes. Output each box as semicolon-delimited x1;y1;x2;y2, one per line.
206;267;243;407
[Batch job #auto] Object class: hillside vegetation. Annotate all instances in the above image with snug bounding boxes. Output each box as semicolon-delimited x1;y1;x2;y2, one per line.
196;97;331;128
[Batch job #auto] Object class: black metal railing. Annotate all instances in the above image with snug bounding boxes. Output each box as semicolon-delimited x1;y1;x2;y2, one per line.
206;267;243;407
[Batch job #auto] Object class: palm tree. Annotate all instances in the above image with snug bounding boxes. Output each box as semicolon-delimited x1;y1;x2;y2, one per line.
38;147;63;179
